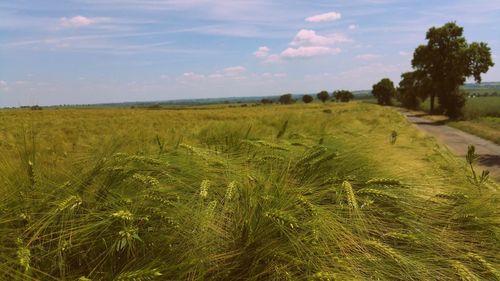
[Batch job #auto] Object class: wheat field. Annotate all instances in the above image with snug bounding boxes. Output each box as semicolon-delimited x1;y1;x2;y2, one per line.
0;102;498;280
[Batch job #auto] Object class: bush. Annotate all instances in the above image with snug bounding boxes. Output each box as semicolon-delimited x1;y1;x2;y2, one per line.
279;94;294;104
317;91;330;103
440;89;467;119
333;90;354;102
302;94;314;104
372;78;396;106
398;89;420;110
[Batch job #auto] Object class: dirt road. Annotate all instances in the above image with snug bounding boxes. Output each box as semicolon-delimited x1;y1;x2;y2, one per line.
399;109;500;182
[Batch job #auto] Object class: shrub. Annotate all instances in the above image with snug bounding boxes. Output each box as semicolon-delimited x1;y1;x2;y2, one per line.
439;89;467;119
317;91;330;103
372;78;396;105
302;94;314;104
261;98;273;104
279;93;294;104
333;90;354;102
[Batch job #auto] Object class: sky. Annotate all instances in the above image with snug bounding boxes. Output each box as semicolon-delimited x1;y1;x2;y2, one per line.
0;0;499;107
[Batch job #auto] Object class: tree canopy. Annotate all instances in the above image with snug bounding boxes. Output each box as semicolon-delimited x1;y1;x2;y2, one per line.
397;70;432;110
302;94;314;104
261;98;273;104
333;90;354;102
411;22;494;118
278;93;294;104
372;78;396;106
316;91;330;103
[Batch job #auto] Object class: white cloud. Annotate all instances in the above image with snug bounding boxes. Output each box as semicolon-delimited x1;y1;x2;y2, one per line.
255;29;348;62
306;12;341;23
348;24;357;30
291;29;351;46
224;66;246;73
60;16;98;28
355;53;381;60
398;51;410;56
182;72;205;80
253;47;282;63
208;73;224;79
223;66;246;76
254;46;270;58
281;46;341;58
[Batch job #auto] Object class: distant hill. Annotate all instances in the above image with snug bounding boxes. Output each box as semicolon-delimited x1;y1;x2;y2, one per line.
44;91;375;108
462;81;500;96
10;82;498;109
462;81;500;89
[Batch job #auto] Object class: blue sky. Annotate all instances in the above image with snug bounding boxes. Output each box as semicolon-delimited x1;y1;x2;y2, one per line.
0;0;499;106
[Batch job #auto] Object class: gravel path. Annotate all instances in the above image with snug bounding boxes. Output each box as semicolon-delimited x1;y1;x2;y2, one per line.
398;109;500;182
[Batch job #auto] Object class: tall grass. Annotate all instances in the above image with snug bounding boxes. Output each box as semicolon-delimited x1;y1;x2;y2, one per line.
0;103;498;280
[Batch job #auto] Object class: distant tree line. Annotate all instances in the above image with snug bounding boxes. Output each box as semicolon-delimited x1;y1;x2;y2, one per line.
371;22;494;119
19;105;43;110
263;90;355;105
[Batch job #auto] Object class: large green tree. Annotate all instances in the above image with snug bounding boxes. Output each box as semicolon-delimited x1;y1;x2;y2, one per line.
411;22;494;117
372;78;396;105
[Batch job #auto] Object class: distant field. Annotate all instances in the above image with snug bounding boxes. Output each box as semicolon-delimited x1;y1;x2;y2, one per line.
0;103;498;280
420;96;500;118
462;96;500;119
465;88;500;96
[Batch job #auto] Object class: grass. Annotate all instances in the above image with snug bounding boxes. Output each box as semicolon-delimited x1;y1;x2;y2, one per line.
462;96;500;119
418;96;500;119
0;102;499;280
